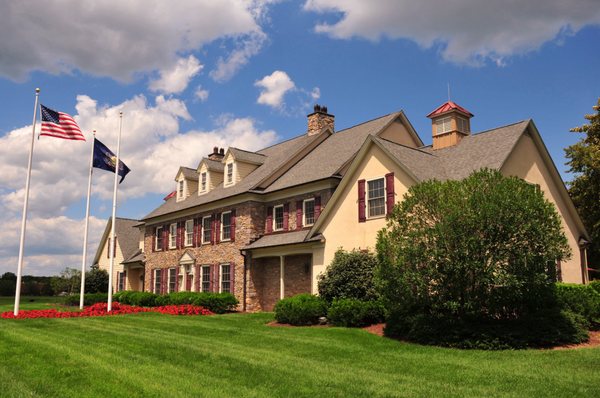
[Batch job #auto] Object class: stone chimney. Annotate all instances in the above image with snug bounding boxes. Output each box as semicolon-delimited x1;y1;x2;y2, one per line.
307;104;334;136
208;146;225;161
427;101;474;150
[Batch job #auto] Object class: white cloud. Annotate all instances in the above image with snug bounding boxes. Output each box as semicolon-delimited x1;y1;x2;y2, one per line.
310;87;321;100
210;31;267;82
195;86;210;102
149;56;203;94
304;0;600;66
255;70;296;108
0;1;272;81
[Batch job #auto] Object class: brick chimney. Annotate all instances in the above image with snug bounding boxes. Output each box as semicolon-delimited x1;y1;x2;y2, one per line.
307;104;334;136
427;101;473;150
208;146;225;161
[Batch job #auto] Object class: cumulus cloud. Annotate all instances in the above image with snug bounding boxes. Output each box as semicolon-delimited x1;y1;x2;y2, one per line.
149;56;203;94
210;31;268;82
0;1;271;81
195;86;210;102
304;0;600;66
0;93;279;275
255;70;296;108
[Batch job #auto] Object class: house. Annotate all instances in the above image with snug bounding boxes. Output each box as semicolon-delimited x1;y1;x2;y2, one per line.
93;217;145;292
134;101;590;311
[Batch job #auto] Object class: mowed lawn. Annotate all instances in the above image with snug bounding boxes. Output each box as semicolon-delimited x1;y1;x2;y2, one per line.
1;298;599;397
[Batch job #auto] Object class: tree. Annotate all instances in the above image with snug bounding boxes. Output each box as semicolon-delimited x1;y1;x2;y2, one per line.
376;169;571;322
50;267;81;295
565;98;600;275
85;264;109;294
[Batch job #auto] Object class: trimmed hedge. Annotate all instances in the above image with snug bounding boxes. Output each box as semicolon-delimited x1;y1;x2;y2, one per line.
113;291;238;314
589;280;600;295
327;299;384;327
555;283;600;325
274;294;328;326
63;293;107;306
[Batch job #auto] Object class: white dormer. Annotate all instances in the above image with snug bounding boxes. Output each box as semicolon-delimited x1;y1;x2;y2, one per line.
175;167;198;202
222;147;265;187
196;158;224;195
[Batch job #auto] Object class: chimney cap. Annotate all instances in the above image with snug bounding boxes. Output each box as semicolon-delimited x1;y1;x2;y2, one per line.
219;148;225;155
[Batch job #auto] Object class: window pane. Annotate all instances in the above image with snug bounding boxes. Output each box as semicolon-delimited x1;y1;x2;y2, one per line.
156;227;163;250
202;266;210;292
170;224;177;247
185;220;193;246
169;268;176;292
201;173;207;191
274;206;284;230
154;269;161;293
202;217;211;243
368;178;386;217
222;212;231;240
227;163;233;183
304;199;315;225
221;264;230;293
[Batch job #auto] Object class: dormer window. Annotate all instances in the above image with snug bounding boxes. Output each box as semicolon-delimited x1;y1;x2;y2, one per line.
226;163;234;185
178;180;185;199
200;172;207;192
435;117;452;135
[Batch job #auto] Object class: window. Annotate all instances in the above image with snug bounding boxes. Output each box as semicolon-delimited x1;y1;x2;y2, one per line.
457;117;468;133
367;178;386;218
226;162;234;184
118;272;126;291
178;180;184;198
201;216;212;244
201;265;211;292
153;269;161;294
273;205;284;231
303;199;315;226
435;117;452;135
200;172;207;192
155;226;163;251
168;268;177;293
220;264;231;293
185;219;194;246
221;211;232;241
169;223;177;249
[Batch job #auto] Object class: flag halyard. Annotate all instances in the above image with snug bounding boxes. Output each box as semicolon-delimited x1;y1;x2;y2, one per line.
40;104;85;141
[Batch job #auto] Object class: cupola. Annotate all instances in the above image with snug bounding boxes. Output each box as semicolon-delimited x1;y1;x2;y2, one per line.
427;101;473;150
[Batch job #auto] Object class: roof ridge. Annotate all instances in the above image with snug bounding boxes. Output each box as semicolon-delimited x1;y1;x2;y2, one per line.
114;217;140;222
230;147;266;156
375;136;438;157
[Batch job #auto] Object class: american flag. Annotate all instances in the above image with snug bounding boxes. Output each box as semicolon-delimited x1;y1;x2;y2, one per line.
40;104;85;141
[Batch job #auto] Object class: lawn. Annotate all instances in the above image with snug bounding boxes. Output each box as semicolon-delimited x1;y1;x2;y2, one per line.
0;298;599;397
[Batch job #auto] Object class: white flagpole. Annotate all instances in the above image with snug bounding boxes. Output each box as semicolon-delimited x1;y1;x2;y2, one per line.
107;112;123;312
79;130;96;309
14;88;40;316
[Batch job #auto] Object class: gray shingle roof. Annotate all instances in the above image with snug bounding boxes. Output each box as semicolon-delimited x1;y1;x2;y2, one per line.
114;218;141;262
122;250;145;264
374;137;446;181
178;167;198;181
243;230;310;250
229;147;266;165
199;158;225;172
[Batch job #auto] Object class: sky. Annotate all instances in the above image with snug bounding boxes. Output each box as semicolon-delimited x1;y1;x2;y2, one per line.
0;0;599;276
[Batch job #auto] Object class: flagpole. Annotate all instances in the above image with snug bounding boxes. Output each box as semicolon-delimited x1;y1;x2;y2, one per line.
14;88;40;316
107;112;123;312
79;131;95;309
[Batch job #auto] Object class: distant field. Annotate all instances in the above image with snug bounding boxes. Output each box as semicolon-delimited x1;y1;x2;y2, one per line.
0;299;599;397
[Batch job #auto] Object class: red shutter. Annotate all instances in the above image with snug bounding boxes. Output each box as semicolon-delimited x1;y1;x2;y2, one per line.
163;225;169;251
107;238;110;258
215;213;221;244
315;196;321;221
195;265;200;292
175;266;179;292
385;172;395;215
266;206;273;234
296;200;303;230
358;179;366;222
161;268;167;294
150;269;154;294
152;229;156;252
283;203;289;231
230;263;235;295
210;214;216;245
210;265;216;292
230;209;236;242
215;264;221;293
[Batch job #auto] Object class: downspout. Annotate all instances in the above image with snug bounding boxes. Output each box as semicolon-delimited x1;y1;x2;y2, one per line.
240;249;248;312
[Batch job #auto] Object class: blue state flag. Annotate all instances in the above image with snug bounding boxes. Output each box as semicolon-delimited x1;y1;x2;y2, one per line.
93;138;131;183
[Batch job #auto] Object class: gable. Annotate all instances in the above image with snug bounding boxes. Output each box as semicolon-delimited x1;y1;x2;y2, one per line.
378;118;421;148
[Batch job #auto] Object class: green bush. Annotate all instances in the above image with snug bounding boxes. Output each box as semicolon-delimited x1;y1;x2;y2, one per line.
384;309;589;350
191;293;238;314
318;249;379;303
555;283;600;325
115;291;158;307
327;299;384;327
274;294;328;326
590;280;600;295
63;292;107;306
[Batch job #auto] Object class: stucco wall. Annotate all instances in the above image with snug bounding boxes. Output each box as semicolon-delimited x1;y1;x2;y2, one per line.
378;119;421;148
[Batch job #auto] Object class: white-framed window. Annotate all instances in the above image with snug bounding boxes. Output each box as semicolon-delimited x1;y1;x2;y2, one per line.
221;211;232;241
457;116;468;133
201;265;211;292
435;117;452;135
169;223;177;249
273;205;284;231
226;162;234;185
178;180;185;199
118;271;126;292
201;216;212;244
168;267;177;293
185;219;194;246
367;177;386;218
303;198;315;226
155;226;163;251
153;269;161;294
220;264;231;293
200;172;207;192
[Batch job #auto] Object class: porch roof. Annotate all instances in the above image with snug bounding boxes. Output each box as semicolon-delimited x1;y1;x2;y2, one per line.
243;230;317;250
122;250;145;265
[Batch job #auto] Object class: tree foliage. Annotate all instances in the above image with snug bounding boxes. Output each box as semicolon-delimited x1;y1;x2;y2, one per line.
565;97;600;273
85;264;109;294
376;169;571;322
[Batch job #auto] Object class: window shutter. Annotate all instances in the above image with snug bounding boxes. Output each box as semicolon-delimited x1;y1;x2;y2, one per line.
266;206;273;234
210;214;216;245
150;270;154;294
195;265;200;292
230;209;236;242
385;172;395;215
152;229;156;252
315;196;321;221
283;203;289;231
230;263;235;296
179;221;185;249
296;200;303;230
358;179;366;222
107;238;110;258
193;218;199;247
163;225;169;251
161;268;167;294
215;213;221;244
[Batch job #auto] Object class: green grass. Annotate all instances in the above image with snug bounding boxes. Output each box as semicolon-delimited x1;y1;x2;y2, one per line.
0;298;599;397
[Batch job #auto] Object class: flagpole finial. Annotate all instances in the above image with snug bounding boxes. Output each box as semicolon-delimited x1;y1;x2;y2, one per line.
35;88;40;94
119;111;123;116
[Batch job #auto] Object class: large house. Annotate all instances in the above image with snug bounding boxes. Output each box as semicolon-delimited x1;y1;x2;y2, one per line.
95;101;591;311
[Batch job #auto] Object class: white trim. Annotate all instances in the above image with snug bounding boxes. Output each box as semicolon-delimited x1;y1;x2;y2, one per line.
184;219;194;247
303;198;315;227
220;211;232;242
169;223;177;249
273;204;284;231
153;269;161;294
220;263;231;293
201;216;212;244
366;176;386;219
225;162;235;186
168;267;176;293
155;226;163;251
200;265;211;292
199;171;207;194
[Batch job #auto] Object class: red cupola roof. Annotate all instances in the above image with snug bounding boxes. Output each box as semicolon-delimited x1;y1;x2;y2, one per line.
427;101;473;118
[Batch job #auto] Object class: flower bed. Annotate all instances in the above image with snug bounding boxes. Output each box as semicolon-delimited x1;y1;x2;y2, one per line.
1;302;213;319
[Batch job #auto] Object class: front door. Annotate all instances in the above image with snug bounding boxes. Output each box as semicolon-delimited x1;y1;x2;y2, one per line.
186;274;192;291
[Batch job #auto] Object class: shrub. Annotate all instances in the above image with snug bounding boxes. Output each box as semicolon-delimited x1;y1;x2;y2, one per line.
191;293;238;314
555;283;600;325
318;249;379;303
327;299;384;327
63;292;107;306
590;280;600;295
274;294;328;326
115;291;158;307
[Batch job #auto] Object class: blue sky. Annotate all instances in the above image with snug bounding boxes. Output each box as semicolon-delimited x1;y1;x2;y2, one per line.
1;0;599;276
